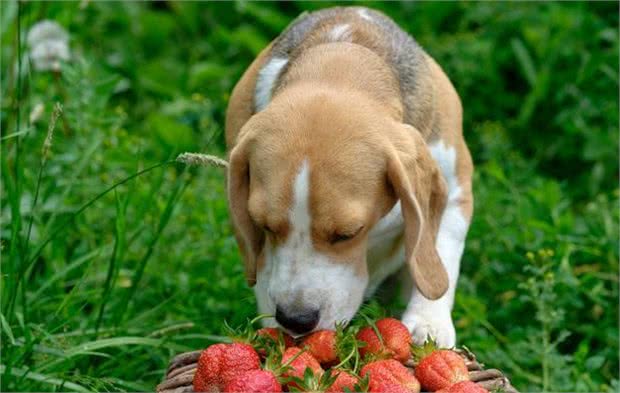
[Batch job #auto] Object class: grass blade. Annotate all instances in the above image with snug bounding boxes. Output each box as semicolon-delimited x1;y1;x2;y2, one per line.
0;312;16;345
24;102;62;257
0;147;20;317
36;337;187;373
0;365;90;392
0;127;33;140
116;169;188;322
40;136;103;237
95;190;127;336
19;160;175;299
511;38;537;87
31;246;108;301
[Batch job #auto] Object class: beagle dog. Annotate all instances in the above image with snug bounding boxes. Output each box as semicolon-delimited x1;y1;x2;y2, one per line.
225;6;473;348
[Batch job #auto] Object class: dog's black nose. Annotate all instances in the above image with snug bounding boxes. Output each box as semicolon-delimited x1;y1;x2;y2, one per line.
275;306;319;335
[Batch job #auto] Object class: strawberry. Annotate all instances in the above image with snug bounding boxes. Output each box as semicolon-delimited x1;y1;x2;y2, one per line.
412;341;469;392
257;327;295;348
255;327;296;357
301;330;338;366
357;317;411;362
360;359;420;393
193;343;261;392
326;370;359;393
223;369;282;393
223;318;293;358
280;347;323;390
436;381;488;393
286;368;359;393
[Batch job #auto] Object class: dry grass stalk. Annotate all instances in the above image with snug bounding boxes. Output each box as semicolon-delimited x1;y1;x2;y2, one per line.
176;152;228;168
42;102;62;157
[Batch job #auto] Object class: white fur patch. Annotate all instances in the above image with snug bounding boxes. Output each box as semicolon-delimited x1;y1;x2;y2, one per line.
328;24;351;42
428;141;468;302
402;140;469;348
357;8;374;22
430;141;462;203
255;160;367;333
255;57;288;112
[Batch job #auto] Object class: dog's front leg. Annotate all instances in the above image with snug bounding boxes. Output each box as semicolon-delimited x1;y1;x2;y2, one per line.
401;203;468;348
401;142;472;348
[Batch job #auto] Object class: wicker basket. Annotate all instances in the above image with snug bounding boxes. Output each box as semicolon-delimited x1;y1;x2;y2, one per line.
157;347;518;393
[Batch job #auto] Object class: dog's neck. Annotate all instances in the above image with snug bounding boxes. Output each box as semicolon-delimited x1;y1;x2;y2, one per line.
272;42;404;122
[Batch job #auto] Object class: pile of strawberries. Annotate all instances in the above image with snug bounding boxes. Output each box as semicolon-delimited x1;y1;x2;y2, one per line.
192;317;489;393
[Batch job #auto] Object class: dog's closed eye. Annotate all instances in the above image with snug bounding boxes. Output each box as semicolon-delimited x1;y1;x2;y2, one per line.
262;222;289;239
328;226;364;244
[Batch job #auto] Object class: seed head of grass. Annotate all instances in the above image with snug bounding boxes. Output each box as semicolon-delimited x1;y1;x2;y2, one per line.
176;152;228;168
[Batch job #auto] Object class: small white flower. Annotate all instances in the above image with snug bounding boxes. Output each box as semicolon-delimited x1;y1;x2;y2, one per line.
27;20;70;72
29;40;70;71
29;103;44;124
27;20;69;44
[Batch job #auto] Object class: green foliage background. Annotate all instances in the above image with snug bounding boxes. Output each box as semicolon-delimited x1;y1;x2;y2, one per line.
1;1;618;391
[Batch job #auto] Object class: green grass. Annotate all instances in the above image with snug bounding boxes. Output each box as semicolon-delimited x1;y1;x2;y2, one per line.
1;1;618;392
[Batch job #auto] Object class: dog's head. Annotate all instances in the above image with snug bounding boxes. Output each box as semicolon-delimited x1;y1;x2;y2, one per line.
227;86;448;335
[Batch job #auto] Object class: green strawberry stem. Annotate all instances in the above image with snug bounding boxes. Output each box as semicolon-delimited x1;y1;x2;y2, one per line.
359;313;385;347
249;313;273;325
333;349;354;370
289;367;338;392
333;321;362;372
410;338;439;364
281;347;309;369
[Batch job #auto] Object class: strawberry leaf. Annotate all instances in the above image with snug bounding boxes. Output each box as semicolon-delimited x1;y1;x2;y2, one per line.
353;373;370;392
334;322;363;372
410;338;439;364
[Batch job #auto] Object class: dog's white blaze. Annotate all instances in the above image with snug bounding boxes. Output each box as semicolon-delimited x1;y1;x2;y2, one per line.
328;24;351;42
402;140;469;348
256;160;367;332
255;57;288;112
291;160;311;231
357;8;374;22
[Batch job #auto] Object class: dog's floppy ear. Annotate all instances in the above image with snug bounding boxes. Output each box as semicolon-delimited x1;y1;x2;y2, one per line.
227;137;264;287
386;125;449;300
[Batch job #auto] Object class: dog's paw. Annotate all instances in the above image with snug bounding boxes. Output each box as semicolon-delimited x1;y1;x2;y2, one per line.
402;310;456;348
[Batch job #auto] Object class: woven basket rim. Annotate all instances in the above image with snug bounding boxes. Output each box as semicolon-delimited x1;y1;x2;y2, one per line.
157;347;519;393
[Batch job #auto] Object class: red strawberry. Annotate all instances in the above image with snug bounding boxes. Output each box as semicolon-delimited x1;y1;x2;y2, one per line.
302;330;338;366
255;327;296;357
257;327;295;348
357;318;411;362
413;345;469;392
287;368;358;393
280;347;323;389
438;381;489;393
193;343;261;392
326;370;359;393
223;369;282;393
360;359;420;393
